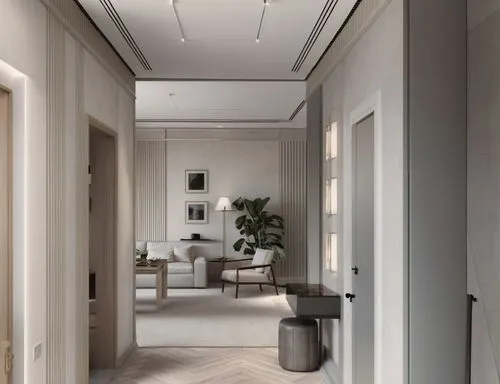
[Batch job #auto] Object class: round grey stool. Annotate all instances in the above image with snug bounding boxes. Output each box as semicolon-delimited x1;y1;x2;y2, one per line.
278;317;319;372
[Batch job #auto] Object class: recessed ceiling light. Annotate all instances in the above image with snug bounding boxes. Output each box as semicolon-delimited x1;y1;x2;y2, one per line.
181;38;185;43
255;38;260;43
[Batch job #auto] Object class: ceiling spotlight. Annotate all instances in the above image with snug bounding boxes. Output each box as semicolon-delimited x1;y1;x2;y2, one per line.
170;0;174;5
181;38;185;43
264;0;269;5
255;38;260;43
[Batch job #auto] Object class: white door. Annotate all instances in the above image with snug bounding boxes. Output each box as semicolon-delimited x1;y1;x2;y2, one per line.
0;88;12;384
352;113;375;384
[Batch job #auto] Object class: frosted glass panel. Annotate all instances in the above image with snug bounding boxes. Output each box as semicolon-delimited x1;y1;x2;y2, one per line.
331;122;338;159
330;233;337;272
330;178;338;215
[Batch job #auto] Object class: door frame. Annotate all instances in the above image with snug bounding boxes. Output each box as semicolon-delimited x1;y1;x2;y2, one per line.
87;116;118;368
343;92;382;384
0;85;13;384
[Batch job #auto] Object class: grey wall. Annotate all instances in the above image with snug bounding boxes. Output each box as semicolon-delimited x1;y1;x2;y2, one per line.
306;87;323;284
407;0;468;383
467;3;500;383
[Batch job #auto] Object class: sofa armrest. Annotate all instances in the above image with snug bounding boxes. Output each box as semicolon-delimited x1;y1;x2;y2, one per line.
193;256;207;288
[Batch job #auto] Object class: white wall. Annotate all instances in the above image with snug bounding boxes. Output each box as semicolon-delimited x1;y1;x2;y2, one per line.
0;1;47;382
319;1;405;383
0;0;136;383
166;140;280;258
468;2;500;383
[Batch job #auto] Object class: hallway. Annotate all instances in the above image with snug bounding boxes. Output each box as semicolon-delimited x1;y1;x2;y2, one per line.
92;348;323;384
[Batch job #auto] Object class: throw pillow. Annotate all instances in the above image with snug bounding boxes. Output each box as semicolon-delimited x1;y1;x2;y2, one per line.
251;248;274;273
174;245;194;263
147;247;174;261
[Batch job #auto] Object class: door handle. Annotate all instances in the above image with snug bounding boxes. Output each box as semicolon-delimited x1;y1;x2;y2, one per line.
352;267;359;275
345;293;356;302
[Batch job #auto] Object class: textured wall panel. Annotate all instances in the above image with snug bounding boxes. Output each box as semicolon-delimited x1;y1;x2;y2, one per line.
136;142;167;241
74;43;89;384
40;0;134;94
46;13;66;384
278;141;307;283
307;0;391;96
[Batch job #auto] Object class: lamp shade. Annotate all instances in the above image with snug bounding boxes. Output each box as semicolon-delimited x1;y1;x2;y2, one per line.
215;197;234;211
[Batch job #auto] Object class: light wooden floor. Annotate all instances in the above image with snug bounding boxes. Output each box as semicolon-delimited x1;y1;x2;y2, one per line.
108;348;324;384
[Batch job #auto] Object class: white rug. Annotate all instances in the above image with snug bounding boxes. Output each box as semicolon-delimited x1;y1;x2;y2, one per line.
135;285;293;347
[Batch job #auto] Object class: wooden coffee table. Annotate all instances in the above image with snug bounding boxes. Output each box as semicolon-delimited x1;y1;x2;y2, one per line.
136;261;168;308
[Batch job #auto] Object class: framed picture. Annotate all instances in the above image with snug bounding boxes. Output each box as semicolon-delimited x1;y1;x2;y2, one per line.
185;170;208;193
185;201;209;224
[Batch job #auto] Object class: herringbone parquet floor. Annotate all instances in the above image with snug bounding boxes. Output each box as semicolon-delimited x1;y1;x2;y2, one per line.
110;348;324;384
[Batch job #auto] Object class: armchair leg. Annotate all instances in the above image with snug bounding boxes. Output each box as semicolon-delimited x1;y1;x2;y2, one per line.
270;265;279;296
221;281;225;293
235;282;239;298
259;284;263;292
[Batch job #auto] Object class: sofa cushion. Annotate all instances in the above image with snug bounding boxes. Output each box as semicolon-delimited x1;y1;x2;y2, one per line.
147;242;175;261
251;248;274;273
168;262;193;274
174;245;194;263
136;241;147;253
221;269;270;283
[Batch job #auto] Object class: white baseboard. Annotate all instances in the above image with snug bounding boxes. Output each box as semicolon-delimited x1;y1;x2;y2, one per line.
117;341;137;367
321;357;341;384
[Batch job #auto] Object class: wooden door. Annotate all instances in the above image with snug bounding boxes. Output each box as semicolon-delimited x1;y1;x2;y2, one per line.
0;88;12;383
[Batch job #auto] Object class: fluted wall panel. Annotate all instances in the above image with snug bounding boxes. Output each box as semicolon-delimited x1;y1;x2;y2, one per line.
46;13;66;384
40;0;134;94
136;142;167;241
74;43;89;384
278;141;307;283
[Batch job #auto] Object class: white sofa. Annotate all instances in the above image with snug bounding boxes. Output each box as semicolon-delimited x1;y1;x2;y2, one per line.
136;241;207;288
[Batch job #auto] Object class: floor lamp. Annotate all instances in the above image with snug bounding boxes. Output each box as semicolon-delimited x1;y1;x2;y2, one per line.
215;197;234;260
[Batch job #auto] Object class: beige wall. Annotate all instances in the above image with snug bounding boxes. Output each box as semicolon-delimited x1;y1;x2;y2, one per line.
0;0;135;383
310;0;404;383
468;2;500;383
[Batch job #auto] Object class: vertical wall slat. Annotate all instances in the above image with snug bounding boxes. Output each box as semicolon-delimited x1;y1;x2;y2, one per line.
136;141;167;241
279;141;307;283
46;12;66;384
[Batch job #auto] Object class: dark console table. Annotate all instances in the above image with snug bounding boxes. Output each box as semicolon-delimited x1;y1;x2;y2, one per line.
286;283;341;319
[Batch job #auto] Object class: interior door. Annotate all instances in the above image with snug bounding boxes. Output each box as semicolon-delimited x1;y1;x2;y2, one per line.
0;88;12;383
352;113;375;384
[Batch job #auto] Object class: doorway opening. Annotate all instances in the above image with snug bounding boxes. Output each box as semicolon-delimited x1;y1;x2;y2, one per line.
352;113;375;384
88;124;117;370
0;87;12;384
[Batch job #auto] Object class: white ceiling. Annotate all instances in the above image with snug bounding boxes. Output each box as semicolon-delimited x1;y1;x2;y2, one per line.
136;81;306;129
78;0;358;80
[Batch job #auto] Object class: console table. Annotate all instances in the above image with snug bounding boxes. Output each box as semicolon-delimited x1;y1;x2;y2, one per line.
285;283;341;366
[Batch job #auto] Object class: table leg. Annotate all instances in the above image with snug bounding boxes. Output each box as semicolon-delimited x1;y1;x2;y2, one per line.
163;265;168;299
156;270;163;308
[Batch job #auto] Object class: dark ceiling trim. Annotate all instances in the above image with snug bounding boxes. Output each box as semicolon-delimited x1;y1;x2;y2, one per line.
305;0;362;80
136;118;287;124
292;0;338;73
135;78;304;82
98;0;152;71
288;100;305;121
73;0;135;76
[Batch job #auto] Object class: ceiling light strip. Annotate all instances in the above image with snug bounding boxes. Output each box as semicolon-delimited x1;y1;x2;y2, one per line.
256;0;269;42
98;0;152;70
171;1;186;42
291;0;338;73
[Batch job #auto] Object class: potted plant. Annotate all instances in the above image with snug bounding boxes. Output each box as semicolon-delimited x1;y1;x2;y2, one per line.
232;197;285;261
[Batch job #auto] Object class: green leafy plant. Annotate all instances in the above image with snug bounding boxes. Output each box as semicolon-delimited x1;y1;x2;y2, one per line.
232;197;285;262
